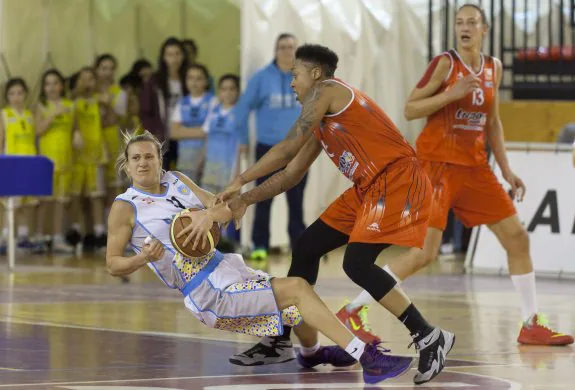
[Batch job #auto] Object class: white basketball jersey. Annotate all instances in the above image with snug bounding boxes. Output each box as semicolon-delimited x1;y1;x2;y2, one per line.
115;171;205;289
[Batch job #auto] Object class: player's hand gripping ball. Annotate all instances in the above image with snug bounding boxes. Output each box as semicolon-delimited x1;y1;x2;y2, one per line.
170;208;220;258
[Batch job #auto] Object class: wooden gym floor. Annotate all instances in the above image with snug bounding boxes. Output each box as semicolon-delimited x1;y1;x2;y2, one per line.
0;246;573;389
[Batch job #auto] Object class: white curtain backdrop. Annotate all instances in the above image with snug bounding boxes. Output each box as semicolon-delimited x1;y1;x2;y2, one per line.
238;0;429;248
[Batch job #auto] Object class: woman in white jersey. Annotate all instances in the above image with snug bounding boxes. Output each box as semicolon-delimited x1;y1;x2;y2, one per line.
105;130;412;385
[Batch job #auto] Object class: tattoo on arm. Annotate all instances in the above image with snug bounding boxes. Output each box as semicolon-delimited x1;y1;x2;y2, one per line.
285;82;332;142
241;170;295;205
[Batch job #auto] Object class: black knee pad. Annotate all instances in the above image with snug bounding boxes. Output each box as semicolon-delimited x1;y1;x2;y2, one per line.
289;243;320;284
343;242;396;301
288;219;349;284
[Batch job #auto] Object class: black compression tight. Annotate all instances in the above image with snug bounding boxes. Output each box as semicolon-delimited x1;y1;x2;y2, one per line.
288;218;397;300
288;219;349;284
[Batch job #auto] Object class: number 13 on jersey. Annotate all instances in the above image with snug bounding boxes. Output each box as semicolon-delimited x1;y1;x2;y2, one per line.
472;88;484;106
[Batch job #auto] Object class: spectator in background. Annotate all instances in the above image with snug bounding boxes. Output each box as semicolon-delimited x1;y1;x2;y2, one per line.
129;59;154;87
202;74;246;250
170;64;216;183
94;54;127;201
119;73;141;129
69;67;107;251
0;78;38;252
119;59;153;130
140;37;188;169
35;69;76;253
182;39;215;93
235;33;305;261
183;39;198;65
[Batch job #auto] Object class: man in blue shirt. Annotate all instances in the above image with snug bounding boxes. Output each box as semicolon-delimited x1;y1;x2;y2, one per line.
235;33;306;260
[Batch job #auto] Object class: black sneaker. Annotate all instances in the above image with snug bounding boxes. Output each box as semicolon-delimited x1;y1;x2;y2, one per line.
95;233;107;249
44;236;53;252
412;327;455;384
229;337;295;366
65;229;82;247
83;234;96;252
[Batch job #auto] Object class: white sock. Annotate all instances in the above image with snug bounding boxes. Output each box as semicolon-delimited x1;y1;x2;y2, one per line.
345;337;366;361
299;341;320;357
348;264;401;311
17;225;29;239
348;290;376;311
511;272;538;322
94;224;106;236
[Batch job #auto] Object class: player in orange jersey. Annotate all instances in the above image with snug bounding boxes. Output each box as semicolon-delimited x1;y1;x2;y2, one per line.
338;3;573;347
180;43;455;385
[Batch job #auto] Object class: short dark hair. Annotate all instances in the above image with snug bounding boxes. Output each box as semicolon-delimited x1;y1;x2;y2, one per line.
183;39;198;55
187;63;211;91
119;73;139;89
218;74;240;89
4;77;28;101
295;44;338;77
457;4;490;28
69;66;96;91
94;53;117;69
275;33;296;50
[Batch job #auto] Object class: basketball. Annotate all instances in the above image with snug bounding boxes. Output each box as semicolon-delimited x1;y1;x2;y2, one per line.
170;208;220;258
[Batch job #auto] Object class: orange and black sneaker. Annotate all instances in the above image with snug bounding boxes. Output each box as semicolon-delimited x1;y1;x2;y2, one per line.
336;303;381;344
517;314;574;346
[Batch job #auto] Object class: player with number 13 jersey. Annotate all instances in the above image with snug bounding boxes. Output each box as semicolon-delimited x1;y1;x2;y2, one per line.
416;48;494;167
406;4;573;346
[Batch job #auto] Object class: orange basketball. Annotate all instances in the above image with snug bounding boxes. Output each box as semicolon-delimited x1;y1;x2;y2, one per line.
170;208;220;258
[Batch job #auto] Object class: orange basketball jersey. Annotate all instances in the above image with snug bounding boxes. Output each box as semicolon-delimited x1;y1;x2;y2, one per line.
416;49;497;166
314;79;416;191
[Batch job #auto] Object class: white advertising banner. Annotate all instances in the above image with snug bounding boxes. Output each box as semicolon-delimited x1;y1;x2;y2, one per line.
466;143;575;278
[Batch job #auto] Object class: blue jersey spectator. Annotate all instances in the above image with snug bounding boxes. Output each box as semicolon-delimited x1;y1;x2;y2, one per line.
234;33;306;261
170;64;216;183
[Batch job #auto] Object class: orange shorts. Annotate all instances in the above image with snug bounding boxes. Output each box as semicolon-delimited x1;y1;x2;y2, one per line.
422;161;516;230
320;158;432;248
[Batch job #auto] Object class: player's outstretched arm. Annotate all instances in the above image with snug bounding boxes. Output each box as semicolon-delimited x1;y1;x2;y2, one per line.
106;200;166;276
229;83;332;190
239;137;322;206
405;55;479;120
225;138;321;231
